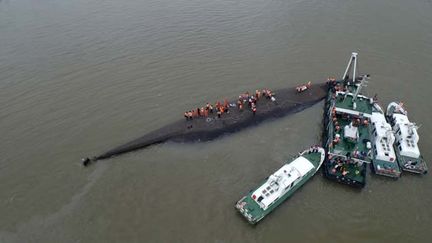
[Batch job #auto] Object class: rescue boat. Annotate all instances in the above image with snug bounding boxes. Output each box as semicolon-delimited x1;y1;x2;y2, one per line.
235;146;324;224
322;52;374;188
369;103;401;178
386;102;427;174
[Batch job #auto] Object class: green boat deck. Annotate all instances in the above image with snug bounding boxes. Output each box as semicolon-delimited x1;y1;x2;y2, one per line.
335;94;372;115
330;118;371;159
324;156;366;184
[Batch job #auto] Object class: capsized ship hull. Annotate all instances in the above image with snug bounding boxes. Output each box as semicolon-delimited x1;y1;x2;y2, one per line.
83;83;327;166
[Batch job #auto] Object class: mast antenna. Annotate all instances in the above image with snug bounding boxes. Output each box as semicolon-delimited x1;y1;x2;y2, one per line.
342;52;358;82
353;74;370;101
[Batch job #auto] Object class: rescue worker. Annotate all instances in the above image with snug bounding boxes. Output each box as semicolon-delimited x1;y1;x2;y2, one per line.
224;99;228;109
255;90;260;100
252;103;257;116
363;119;369;126
333;134;341;144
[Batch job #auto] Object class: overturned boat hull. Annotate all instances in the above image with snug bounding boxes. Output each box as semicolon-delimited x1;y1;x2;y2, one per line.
83;82;328;166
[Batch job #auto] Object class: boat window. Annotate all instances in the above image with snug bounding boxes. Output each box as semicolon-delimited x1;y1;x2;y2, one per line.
265;193;270;197
266;186;271;190
270;190;274;194
262;189;266;194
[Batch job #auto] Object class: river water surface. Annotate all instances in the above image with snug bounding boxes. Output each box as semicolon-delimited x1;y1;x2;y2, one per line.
1;0;432;242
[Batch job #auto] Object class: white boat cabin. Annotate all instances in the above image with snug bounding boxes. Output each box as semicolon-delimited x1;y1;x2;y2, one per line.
251;157;314;210
344;122;359;141
391;113;420;158
371;112;396;162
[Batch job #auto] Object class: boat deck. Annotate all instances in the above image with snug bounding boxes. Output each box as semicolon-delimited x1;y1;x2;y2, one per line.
330;118;371;160
396;154;428;174
371;159;401;178
324;156;366;185
302;152;322;166
335;94;372;115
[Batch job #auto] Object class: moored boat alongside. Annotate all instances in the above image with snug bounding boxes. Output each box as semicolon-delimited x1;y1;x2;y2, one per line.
370;103;401;178
322;53;374;188
386;102;427;174
235;146;325;224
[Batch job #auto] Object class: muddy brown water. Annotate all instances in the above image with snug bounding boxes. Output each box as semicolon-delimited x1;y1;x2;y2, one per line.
1;0;432;242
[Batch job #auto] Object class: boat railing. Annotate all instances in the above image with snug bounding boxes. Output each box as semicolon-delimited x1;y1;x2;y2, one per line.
328;152;371;164
299;146;323;156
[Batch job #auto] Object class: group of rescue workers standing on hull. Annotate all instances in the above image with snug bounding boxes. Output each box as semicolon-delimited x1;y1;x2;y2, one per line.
184;88;277;121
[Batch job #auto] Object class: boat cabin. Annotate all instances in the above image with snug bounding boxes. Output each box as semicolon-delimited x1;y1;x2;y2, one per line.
392;114;420;158
371;112;396;162
251;157;314;210
344;122;359;143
